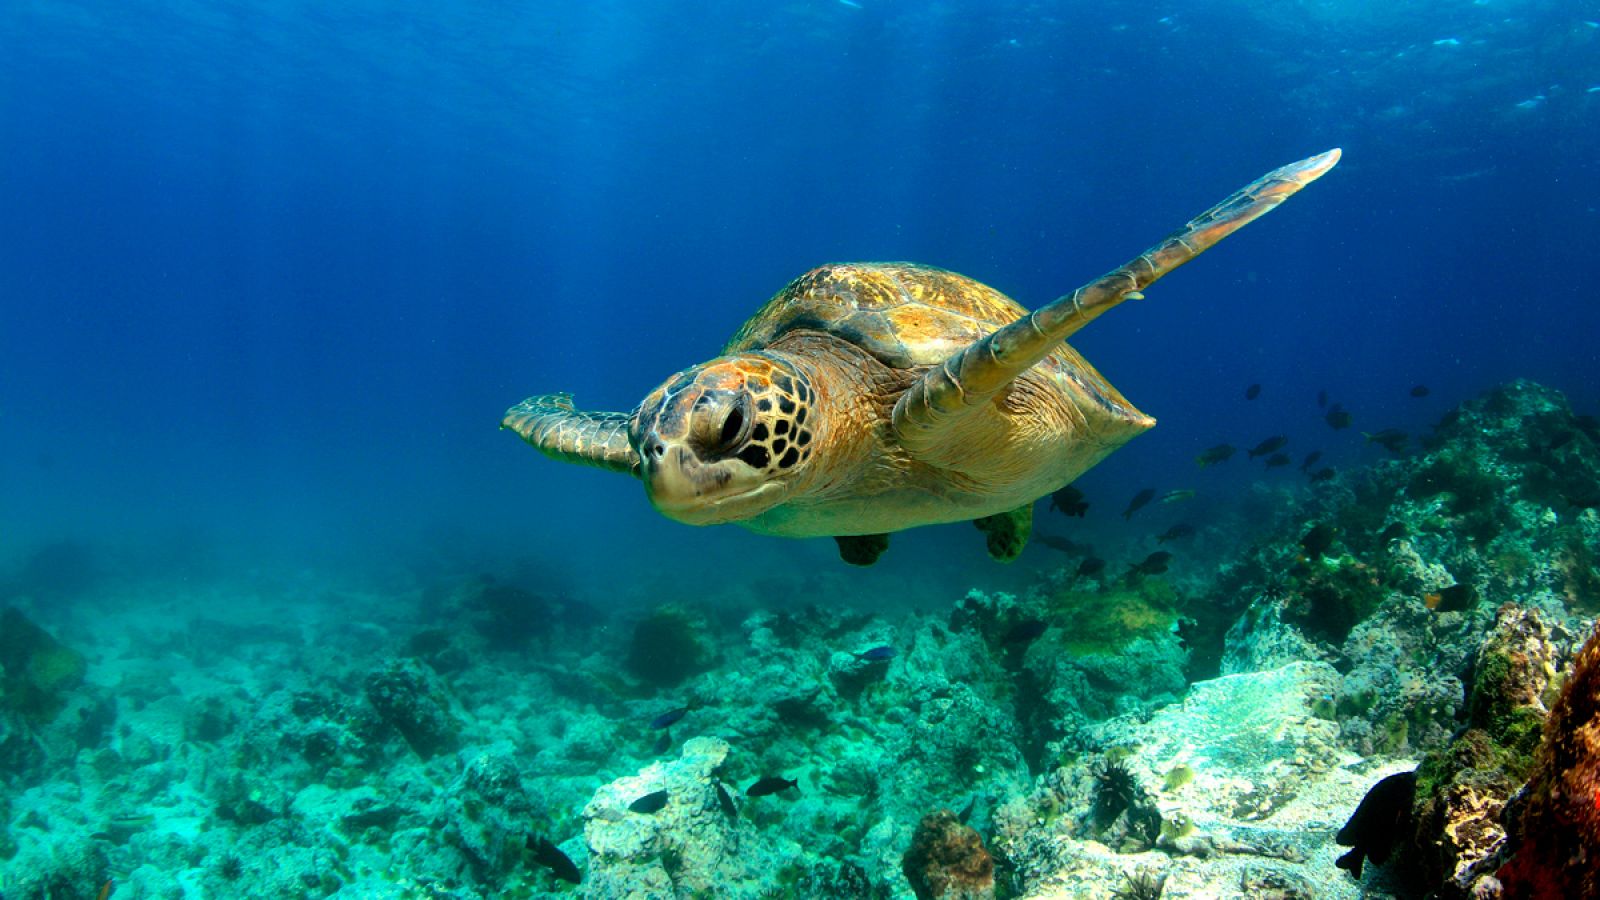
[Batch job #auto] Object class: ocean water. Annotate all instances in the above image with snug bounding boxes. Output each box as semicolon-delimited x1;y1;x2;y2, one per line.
2;1;1598;897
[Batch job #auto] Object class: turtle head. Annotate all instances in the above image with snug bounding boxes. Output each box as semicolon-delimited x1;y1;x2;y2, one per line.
631;354;818;525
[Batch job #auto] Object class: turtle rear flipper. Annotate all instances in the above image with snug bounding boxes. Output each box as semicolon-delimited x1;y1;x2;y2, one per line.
892;149;1341;455
974;504;1032;562
502;393;640;477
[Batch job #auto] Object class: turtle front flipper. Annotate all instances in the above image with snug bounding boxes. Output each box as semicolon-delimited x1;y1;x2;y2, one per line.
502;393;640;477
892;149;1341;454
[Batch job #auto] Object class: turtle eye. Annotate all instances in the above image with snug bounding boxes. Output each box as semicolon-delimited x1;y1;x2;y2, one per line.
714;404;748;454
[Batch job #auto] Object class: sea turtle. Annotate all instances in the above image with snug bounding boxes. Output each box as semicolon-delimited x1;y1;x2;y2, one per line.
504;149;1340;565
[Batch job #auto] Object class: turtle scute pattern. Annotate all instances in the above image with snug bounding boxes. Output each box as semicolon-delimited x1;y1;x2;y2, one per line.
726;263;1029;370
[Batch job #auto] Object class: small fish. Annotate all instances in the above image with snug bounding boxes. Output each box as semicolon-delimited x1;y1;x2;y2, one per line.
715;782;738;819
1549;431;1576;452
957;795;978;824
1317;389;1328;409
855;645;896;662
1325;405;1353;430
1300;451;1323;472
628;790;670;814
1122;488;1157;519
1036;535;1090;556
1156;524;1196;544
837;0;863;7
1264;452;1292;468
1129;551;1173;576
1301;523;1337;559
649;706;692;730
1336;771;1417;879
1047;486;1089;517
1196;444;1236;467
1159;489;1195;504
1364;429;1409;454
1409;384;1430;398
746;776;799;797
1245;383;1262;400
1076;557;1107;578
1309;466;1337;483
1247;435;1288;459
652;730;673;754
529;836;582;884
1432;37;1460;46
1004;619;1048;645
97;881;113;900
1426;583;1475;612
1379;522;1407;543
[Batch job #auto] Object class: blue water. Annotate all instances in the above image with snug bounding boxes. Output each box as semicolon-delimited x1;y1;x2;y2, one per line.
3;0;1598;601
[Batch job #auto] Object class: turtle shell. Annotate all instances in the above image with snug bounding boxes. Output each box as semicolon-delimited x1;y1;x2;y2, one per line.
725;263;1022;367
725;263;1144;423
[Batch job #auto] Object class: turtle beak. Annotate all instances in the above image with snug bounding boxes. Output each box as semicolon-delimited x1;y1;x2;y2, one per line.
643;444;719;515
641;437;780;525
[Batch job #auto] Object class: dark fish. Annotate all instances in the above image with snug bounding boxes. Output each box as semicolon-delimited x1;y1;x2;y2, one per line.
746;776;799;797
1336;771;1417;879
1004;619;1048;645
1122;488;1157;520
1247;436;1288;459
1409;384;1430;398
1196;444;1237;467
1364;429;1408;454
1245;383;1262;400
715;782;738;820
1156;524;1196;544
1076;557;1107;578
1549;431;1576;452
1047;486;1089;517
1264;452;1292;468
957;796;978;825
529;836;582;884
1309;467;1337;483
1037;535;1090;556
1301;524;1337;560
652;730;673;755
1379;522;1407;543
1430;583;1475;612
855;645;896;662
1159;489;1195;504
628;790;670;814
1129;551;1173;576
649;706;691;730
1300;451;1323;472
1325;405;1352;429
1318;389;1328;409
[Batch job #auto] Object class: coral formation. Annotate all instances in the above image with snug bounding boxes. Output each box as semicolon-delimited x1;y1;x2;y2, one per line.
363;658;463;759
626;603;717;686
1495;620;1600;899
901;809;995;900
0;607;87;724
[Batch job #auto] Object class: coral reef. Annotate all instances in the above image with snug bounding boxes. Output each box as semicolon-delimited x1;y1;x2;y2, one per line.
0;380;1594;899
